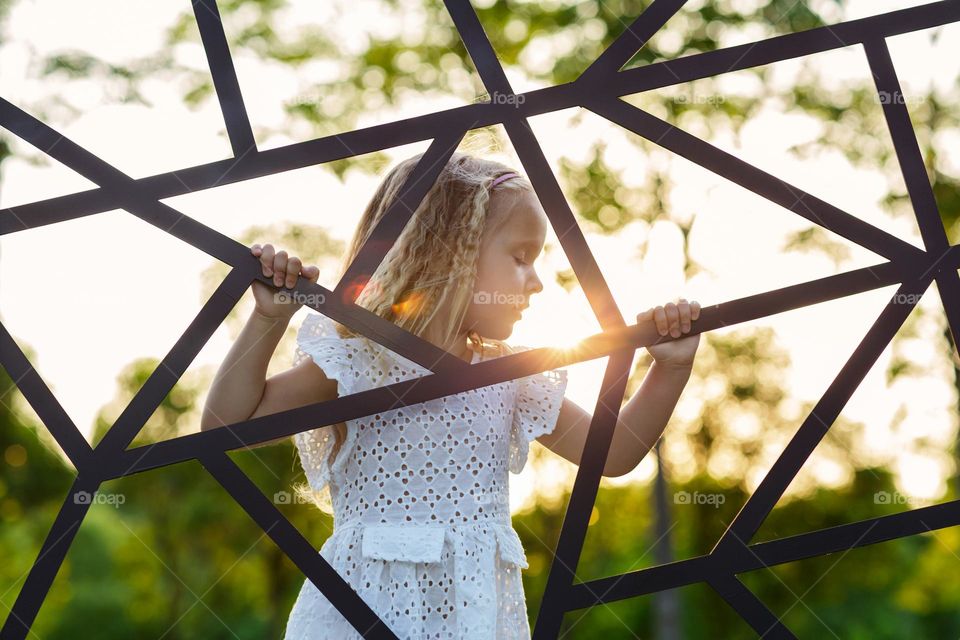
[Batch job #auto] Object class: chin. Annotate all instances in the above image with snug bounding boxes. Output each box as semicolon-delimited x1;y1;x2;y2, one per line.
498;318;520;339
477;319;515;342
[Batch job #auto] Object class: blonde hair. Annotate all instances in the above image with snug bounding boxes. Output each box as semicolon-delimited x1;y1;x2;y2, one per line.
298;150;534;499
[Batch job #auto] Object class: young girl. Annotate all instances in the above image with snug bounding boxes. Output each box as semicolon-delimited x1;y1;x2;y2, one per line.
201;151;701;639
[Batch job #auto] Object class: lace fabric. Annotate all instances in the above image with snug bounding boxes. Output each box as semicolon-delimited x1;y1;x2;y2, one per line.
284;311;569;639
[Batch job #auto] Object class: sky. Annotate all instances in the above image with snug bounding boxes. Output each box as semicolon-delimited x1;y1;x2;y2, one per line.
1;0;958;514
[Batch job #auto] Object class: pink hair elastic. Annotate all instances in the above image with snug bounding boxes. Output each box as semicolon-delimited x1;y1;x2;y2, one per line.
490;172;519;189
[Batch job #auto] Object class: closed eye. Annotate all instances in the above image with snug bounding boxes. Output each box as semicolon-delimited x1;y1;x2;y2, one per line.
514;255;528;266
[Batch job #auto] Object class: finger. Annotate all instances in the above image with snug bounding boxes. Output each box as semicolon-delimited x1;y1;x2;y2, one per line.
251;243;261;255
273;250;288;287
303;264;320;283
665;303;681;337
285;256;302;288
678;300;691;332
653;305;668;336
691;300;701;320
260;244;275;277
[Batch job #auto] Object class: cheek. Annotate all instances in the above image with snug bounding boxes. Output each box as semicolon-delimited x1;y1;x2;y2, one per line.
474;255;511;291
468;262;522;318
480;265;522;295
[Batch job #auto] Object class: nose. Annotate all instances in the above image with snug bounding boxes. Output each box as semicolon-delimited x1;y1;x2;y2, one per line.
527;270;543;297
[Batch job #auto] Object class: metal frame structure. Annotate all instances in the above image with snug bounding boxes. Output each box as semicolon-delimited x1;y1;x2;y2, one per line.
2;0;959;637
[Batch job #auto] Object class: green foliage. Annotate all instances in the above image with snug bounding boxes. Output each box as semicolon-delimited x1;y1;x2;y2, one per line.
560;142;663;233
0;355;332;637
509;467;960;638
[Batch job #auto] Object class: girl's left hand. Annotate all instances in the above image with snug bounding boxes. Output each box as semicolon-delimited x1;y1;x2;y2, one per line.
639;298;701;369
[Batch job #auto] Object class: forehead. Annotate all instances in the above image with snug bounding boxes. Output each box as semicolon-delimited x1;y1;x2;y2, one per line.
486;188;548;246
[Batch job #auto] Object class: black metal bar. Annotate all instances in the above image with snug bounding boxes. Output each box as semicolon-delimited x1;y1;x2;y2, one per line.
566;499;960;609
444;0;514;96
192;0;258;157
447;0;627;329
106;251;935;478
0;99;472;375
334;130;467;301
0;324;93;470
864;37;960;366
503;113;628;329
6;1;955;236
198;451;400;640
580;0;689;81
609;0;960;99
532;349;635;639
714;273;934;553
0;97;254;266
708;575;797;639
93;268;251;457
1;474;101;639
584;95;923;264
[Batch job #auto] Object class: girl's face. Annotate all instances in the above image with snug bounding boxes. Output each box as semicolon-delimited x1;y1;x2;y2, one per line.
464;187;547;341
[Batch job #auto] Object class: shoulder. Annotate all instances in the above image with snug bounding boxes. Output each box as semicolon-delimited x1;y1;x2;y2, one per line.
480;341;569;395
294;313;377;392
296;311;357;343
296;312;389;363
506;343;569;389
295;312;435;391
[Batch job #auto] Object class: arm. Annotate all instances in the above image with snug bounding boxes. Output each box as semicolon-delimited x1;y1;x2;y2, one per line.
535;361;692;477
200;242;332;448
199;309;338;448
536;298;701;477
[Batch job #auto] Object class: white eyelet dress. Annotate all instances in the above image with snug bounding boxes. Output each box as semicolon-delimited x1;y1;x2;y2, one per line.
282;312;569;640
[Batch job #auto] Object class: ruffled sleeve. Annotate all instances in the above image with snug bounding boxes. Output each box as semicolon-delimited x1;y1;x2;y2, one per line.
290;312;364;508
507;345;570;474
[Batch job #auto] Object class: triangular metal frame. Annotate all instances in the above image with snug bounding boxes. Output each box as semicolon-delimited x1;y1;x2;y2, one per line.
2;0;959;637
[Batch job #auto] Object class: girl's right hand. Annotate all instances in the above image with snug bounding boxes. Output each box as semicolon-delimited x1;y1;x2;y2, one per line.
250;243;321;320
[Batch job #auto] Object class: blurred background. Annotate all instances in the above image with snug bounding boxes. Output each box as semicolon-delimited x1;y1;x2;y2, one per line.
1;0;959;637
